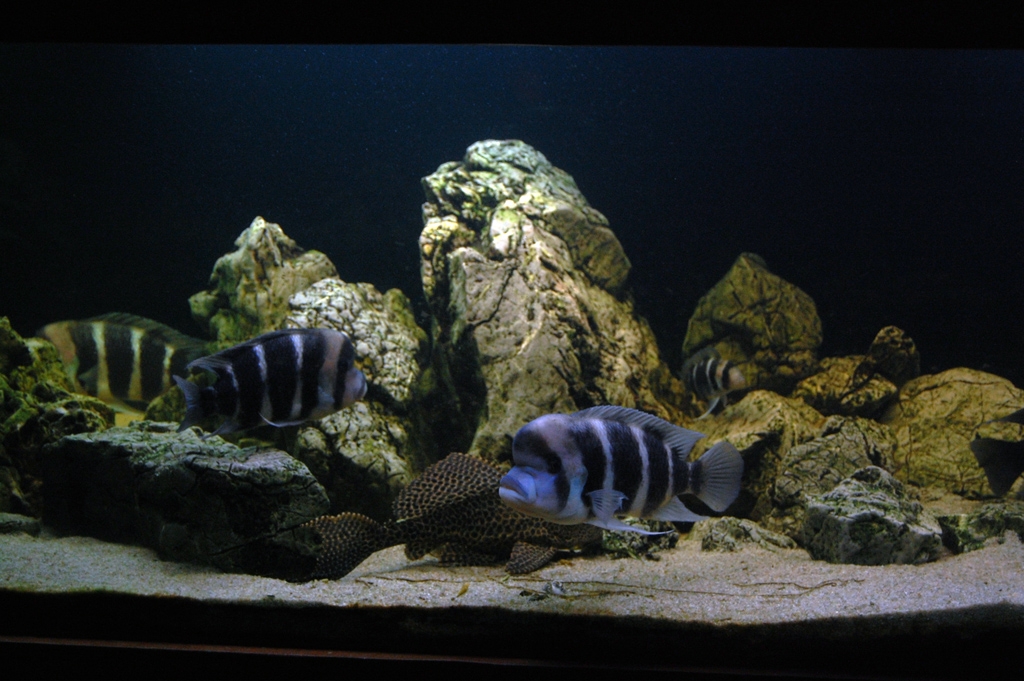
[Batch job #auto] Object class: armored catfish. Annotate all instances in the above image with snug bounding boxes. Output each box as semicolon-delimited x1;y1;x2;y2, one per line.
304;453;603;579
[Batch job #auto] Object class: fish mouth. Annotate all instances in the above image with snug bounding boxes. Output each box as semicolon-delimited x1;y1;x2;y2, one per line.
498;473;530;505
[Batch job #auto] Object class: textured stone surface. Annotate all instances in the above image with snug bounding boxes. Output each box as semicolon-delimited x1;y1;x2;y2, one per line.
293;401;416;521
41;421;328;579
764;416;898;540
791;356;897;418
682;253;822;394
861;326;920;389
419;140;685;463
881;368;1024;496
0;511;39;535
691;516;797;552
937;500;1024;554
189;216;338;345
690;390;825;520
1;319;113;515
801;466;944;565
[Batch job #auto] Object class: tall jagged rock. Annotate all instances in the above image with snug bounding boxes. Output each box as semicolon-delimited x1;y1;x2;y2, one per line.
419;140;685;462
682;253;822;395
189;216;338;345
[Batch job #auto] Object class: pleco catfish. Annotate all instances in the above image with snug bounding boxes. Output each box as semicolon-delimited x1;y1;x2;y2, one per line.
681;346;746;419
38;312;207;414
174;328;366;436
305;453;602;579
499;405;743;535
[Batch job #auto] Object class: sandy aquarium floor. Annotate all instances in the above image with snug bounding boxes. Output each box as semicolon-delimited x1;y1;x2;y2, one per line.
1;528;1022;623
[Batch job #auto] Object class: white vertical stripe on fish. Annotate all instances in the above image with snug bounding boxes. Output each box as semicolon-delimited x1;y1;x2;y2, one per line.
254;343;272;421
129;328;144;404
162;344;174;392
290;333;305;421
93;323;111;403
628;425;650;516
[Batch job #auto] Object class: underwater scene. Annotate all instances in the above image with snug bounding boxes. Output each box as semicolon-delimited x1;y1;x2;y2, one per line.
1;45;1022;677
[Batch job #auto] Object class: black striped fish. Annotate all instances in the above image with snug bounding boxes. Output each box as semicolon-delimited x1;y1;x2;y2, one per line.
682;346;747;419
37;313;207;413
174;328;366;436
498;405;743;535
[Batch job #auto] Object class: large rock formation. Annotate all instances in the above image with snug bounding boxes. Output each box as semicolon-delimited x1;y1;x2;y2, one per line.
881;368;1024;497
41;421;327;579
682;253;822;395
800;466;944;565
419;140;685;462
189;216;338;345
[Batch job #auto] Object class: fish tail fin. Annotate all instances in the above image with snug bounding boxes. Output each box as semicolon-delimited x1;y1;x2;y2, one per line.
970;439;1024;496
689;440;744;512
173;375;208;432
305;513;393;580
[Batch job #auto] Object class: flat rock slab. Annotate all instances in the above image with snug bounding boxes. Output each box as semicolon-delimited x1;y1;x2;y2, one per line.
1;530;1020;678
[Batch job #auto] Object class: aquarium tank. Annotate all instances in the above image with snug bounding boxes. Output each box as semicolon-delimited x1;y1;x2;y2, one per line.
0;44;1021;678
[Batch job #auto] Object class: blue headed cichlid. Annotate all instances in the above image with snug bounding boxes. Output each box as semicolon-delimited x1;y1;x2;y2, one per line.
37;312;208;414
174;327;367;437
499;405;743;535
682;346;747;419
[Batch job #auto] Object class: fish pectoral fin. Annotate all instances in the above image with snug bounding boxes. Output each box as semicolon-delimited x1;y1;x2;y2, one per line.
587;489;628;521
76;365;99;395
647;496;708;523
587;516;670;535
259;413;305;428
697;396;722;420
506;542;558;574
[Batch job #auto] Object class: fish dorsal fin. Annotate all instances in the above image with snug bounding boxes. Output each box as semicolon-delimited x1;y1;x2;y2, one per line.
83;312;208;350
572;405;704;457
393;453;501;520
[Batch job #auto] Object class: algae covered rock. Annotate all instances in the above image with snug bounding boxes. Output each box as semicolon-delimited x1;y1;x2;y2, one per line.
800;466;944;565
860;325;921;389
41;421;328;579
1;318;113;515
600;518;678;560
420;140;685;463
189;216;338;345
937;500;1024;554
881;368;1024;497
682;253;822;394
691;517;797;552
293;401;416;521
791;356;898;418
764;416;898;539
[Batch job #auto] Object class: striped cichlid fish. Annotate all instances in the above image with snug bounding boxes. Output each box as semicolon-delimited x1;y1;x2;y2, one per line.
681;346;747;419
174;327;367;437
499;405;743;535
37;312;208;414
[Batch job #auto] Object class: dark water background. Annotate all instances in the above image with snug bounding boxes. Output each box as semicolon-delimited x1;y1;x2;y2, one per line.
1;45;1021;385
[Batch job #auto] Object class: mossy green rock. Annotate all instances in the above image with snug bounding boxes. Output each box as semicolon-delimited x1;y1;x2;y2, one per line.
682;253;822;394
881;368;1024;496
189;216;338;345
1;320;113;515
792;356;898;418
691;517;797;552
764;416;898;540
937;500;1024;553
801;466;944;565
41;421;328;579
